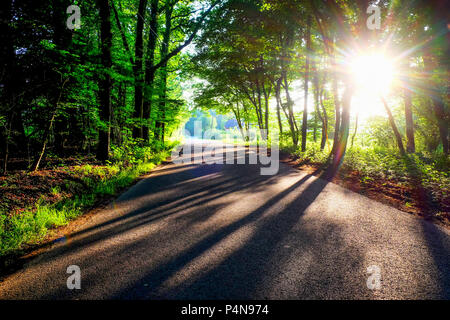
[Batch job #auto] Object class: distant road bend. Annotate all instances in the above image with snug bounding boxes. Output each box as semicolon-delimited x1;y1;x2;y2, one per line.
0;140;449;299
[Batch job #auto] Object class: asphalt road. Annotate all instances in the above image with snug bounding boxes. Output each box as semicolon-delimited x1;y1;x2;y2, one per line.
0;141;449;299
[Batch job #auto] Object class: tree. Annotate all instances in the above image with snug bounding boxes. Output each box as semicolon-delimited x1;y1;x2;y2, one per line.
132;0;148;140
301;14;311;152
404;85;415;153
97;0;113;161
142;0;159;141
381;97;406;156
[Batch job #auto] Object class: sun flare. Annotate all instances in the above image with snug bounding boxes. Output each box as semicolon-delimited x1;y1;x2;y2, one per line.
350;53;395;95
348;53;397;120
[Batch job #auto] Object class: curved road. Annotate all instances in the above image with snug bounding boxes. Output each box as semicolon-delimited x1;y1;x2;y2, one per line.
0;141;449;299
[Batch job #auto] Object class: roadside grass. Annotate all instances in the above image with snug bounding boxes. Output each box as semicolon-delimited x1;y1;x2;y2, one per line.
287;142;449;190
0;149;172;258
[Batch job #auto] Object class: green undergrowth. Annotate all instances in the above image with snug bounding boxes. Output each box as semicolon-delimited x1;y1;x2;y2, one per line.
281;140;449;205
0;148;173;258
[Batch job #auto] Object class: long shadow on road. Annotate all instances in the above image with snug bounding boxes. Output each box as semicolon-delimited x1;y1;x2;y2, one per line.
27;159;308;299
109;168;370;299
32;159;371;299
31;164;277;265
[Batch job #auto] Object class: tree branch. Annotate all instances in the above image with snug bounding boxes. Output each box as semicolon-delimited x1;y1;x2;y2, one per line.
111;0;134;66
151;0;220;72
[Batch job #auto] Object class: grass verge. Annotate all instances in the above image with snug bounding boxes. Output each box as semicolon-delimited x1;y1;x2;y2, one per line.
0;150;171;260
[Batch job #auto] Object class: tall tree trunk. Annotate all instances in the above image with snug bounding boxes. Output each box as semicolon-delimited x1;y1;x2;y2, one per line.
242;101;250;141
381;97;406;156
425;0;449;154
275;77;283;134
279;25;298;146
232;103;246;141
263;86;270;140
423;54;449;155
132;0;148;140
260;59;271;141
331;41;341;156
301;15;311;152
142;0;159;142
155;1;173;145
313;114;317;142
319;84;328;150
404;87;415;153
351;112;358;147
283;73;298;146
97;0;112;161
333;84;353;167
312;62;320;144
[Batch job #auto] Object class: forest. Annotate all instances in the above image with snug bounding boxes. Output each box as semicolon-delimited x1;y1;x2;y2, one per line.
0;0;449;264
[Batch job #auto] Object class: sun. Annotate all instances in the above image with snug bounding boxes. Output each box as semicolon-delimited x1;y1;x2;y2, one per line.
348;52;397;120
350;53;395;95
